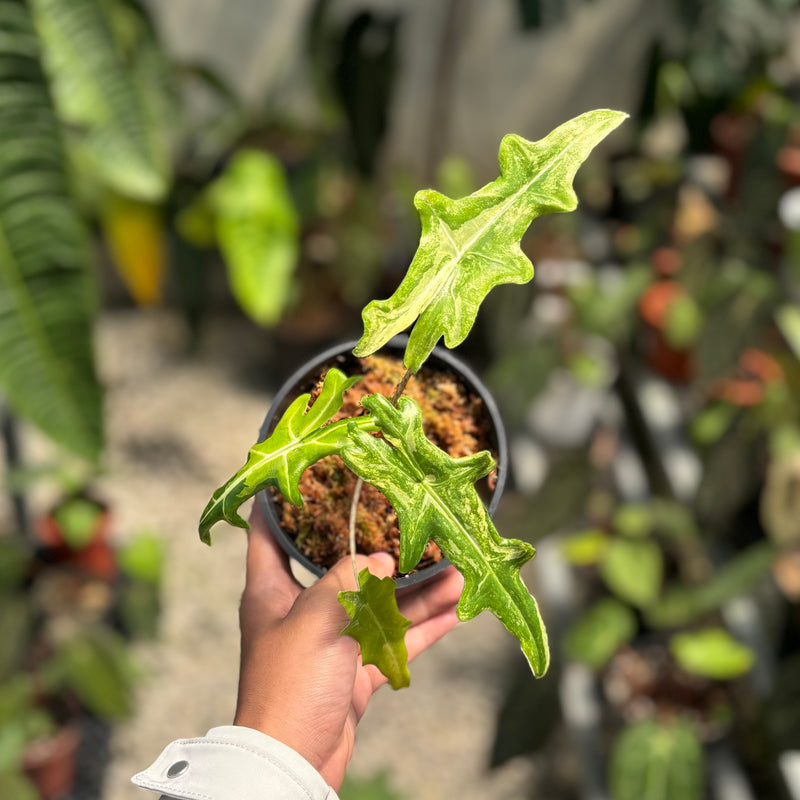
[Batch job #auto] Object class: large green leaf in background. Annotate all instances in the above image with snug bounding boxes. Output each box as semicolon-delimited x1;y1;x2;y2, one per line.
199;368;375;543
354;109;627;372
29;0;170;201
0;0;102;460
341;393;549;677
209;150;300;327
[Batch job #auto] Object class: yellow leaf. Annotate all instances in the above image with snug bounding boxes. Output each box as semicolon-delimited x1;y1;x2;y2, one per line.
102;194;165;305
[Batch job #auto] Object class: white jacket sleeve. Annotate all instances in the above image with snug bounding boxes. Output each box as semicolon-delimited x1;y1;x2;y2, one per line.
131;725;339;800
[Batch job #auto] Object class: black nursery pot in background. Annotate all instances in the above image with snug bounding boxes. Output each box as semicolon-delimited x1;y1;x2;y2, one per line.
257;336;508;588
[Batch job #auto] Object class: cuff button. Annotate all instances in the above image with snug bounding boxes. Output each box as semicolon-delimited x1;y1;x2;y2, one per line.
167;760;189;779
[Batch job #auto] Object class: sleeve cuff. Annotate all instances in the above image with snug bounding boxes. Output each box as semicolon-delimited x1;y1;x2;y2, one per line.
131;725;338;800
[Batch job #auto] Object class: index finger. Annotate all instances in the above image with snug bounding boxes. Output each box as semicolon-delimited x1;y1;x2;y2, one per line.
243;501;302;612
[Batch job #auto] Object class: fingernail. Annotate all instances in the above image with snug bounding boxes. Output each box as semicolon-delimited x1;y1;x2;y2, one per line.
369;552;395;571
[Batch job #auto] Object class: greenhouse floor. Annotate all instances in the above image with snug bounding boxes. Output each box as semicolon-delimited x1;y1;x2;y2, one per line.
91;309;540;800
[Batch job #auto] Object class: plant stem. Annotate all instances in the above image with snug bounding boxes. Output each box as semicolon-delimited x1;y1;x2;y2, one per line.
349;476;364;584
391;368;414;406
0;401;30;541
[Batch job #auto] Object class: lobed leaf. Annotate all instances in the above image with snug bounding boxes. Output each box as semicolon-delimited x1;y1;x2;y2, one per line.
341;393;549;676
199;369;374;543
354;109;627;372
339;568;411;690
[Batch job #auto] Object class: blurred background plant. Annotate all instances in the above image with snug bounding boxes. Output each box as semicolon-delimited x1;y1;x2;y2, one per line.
3;0;800;798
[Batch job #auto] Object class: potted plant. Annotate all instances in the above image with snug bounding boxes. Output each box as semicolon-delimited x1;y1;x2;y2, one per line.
0;673;76;800
0;524;155;798
35;491;117;582
255;335;508;588
198;109;628;688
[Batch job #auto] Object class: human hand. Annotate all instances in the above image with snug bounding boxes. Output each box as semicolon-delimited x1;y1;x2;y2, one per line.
234;503;464;790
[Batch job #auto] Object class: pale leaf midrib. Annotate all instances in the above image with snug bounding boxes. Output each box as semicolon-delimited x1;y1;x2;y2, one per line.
210;417;368;517
405;133;579;328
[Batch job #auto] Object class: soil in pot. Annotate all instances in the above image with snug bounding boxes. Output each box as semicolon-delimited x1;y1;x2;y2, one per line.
271;352;500;578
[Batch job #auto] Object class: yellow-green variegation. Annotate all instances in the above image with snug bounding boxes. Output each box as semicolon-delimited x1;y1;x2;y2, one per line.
354;109;627;372
341;394;549;677
198;368;374;543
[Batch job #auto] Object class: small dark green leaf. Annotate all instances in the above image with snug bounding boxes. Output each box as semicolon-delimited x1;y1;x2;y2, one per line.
669;628;754;680
339;568;411;690
564;598;637;669
610;719;704;800
601;538;663;608
199;368;374;543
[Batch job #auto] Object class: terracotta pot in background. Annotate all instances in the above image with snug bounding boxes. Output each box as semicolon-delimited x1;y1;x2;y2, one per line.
23;723;81;800
35;497;118;582
638;281;694;382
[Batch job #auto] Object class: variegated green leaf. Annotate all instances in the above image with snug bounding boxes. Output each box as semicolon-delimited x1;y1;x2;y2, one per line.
341;393;549;677
354;109;627;372
199;368;374;543
339;568;411;690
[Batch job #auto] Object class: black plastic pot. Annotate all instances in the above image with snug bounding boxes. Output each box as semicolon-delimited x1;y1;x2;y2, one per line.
257;336;508;587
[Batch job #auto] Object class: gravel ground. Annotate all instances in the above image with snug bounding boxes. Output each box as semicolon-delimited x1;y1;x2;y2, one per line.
30;310;540;800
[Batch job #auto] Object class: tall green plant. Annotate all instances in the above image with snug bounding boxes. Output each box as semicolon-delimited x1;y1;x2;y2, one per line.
0;0;102;461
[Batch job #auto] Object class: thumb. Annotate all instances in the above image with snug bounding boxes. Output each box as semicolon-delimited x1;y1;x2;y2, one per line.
294;552;396;625
332;551;396;591
361;551;395;581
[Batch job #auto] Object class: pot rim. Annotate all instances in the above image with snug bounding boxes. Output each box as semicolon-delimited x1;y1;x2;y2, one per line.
257;335;508;587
